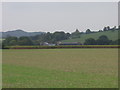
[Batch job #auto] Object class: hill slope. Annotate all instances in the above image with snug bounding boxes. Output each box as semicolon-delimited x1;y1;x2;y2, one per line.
62;30;119;44
0;29;45;38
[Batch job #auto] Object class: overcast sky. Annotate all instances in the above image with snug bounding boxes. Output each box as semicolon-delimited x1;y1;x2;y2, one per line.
2;2;118;33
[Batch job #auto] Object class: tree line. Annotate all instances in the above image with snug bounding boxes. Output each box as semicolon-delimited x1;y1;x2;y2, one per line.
84;35;120;45
2;25;120;47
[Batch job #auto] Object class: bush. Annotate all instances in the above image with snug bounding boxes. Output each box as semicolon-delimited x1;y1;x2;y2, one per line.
5;45;120;49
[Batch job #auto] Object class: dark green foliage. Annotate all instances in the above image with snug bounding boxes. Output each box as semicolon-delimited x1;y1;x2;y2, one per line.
111;39;120;45
3;36;33;46
118;25;120;29
3;36;18;46
52;32;68;43
103;27;108;31
30;31;70;44
5;45;119;49
44;32;52;43
96;35;112;45
18;37;33;45
112;26;116;30
71;29;81;38
117;39;120;45
98;30;103;32
86;29;91;34
84;35;119;45
2;26;120;46
84;38;96;45
106;26;110;30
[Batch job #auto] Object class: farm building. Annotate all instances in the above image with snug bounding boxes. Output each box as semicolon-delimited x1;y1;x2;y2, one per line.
40;42;56;46
57;42;82;45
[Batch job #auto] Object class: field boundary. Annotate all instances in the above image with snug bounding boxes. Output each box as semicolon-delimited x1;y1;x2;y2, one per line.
3;45;120;49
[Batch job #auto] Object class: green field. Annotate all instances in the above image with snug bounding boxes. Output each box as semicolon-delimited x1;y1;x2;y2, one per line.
2;49;118;88
62;30;119;43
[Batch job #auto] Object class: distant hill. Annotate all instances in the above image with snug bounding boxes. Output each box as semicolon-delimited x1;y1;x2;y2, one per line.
0;29;45;38
61;30;119;44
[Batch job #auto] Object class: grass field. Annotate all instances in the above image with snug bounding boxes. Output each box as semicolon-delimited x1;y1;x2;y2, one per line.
2;49;118;88
62;30;119;43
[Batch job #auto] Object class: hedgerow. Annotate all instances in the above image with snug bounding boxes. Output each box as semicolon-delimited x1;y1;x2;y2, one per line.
4;45;120;49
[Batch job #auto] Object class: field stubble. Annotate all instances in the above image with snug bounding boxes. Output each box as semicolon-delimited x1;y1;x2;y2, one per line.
2;49;118;88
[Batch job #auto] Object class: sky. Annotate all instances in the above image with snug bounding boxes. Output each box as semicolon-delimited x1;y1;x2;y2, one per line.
1;2;118;33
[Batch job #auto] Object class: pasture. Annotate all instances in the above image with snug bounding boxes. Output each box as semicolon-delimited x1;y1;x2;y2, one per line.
2;49;118;88
62;30;119;43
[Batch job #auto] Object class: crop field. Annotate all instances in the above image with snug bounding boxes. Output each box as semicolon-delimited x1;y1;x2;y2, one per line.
2;49;118;88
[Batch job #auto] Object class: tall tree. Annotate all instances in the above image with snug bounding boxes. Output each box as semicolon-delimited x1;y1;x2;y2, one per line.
86;29;91;34
18;36;33;45
96;35;111;45
84;38;96;45
106;26;110;30
113;26;116;30
118;25;120;29
103;27;107;31
3;36;18;46
52;31;67;43
71;29;81;38
44;32;52;43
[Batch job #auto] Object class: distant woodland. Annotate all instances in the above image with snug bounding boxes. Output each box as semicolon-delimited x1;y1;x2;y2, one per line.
1;26;120;48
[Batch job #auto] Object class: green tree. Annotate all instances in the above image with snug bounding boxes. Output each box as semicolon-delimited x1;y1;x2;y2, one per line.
96;35;111;45
84;38;96;45
110;26;116;32
71;29;81;38
113;26;116;30
118;25;120;29
111;39;120;45
86;29;91;34
44;32;52;43
52;32;67;43
3;36;18;46
30;32;70;44
66;33;71;39
103;27;107;31
99;30;103;32
18;36;33;45
106;26;110;30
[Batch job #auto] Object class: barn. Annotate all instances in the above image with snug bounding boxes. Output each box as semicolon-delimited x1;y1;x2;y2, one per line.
57;42;82;45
